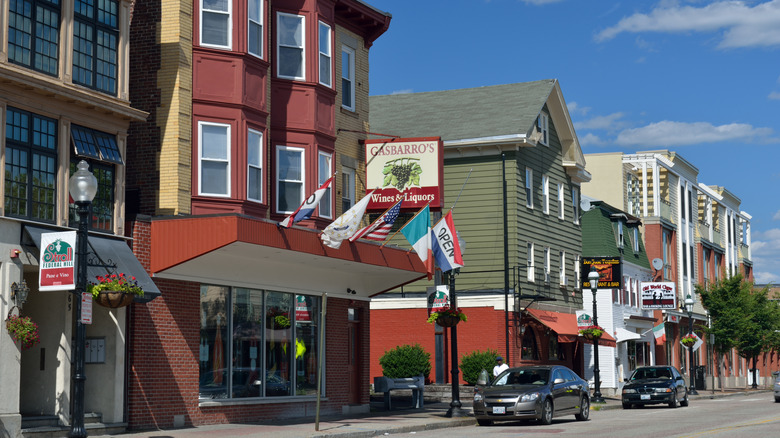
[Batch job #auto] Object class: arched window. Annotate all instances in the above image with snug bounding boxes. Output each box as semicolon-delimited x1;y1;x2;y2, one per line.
521;327;539;361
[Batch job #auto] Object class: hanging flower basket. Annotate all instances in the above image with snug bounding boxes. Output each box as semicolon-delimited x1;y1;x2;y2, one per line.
579;325;604;341
265;307;291;330
681;334;697;347
427;306;467;327
6;313;40;350
87;273;144;308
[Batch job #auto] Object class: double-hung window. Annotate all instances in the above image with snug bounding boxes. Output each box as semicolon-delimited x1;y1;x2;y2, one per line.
542;174;549;214
318;152;332;218
9;0;60;76
4;107;57;222
559;250;566;286
537;113;549;145
276;146;304;213
544;247;550;283
527;242;535;282
73;0;119;95
247;0;262;57
617;222;624;248
557;183;564;219
198;122;231;197
574;255;581;290
277;13;305;80
633;228;640;252
341;46;355;110
342;166;355;211
525;167;533;209
318;22;332;87
247;128;263;202
201;0;231;48
572;187;580;224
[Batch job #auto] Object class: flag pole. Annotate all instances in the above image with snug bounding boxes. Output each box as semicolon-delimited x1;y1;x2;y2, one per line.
449;168;472;212
381;201;430;247
350;199;400;242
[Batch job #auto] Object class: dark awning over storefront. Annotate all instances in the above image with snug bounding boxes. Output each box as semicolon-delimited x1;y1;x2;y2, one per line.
23;225;160;303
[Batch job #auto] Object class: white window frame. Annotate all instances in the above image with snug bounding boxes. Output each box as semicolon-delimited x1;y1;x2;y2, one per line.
318;22;332;87
617;222;624;248
341;45;355;111
525;167;534;209
544;247;551;283
557;182;564;220
318;151;333;219
572;186;580;224
200;0;232;49
198;121;231;197
342;166;355;211
276;12;305;81
527;242;535;282
275;145;305;214
247;0;263;58
574;255;581;290
247;128;263;203
538;113;549;146
542;174;549;215
633;228;639;252
559;250;566;286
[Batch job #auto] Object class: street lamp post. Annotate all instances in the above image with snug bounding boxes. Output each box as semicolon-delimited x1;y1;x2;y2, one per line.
445;269;467;418
588;266;605;403
684;293;699;395
68;160;98;438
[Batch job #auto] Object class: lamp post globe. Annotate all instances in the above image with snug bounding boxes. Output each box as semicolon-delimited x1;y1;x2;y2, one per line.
68;160;97;438
684;293;698;395
588;265;604;403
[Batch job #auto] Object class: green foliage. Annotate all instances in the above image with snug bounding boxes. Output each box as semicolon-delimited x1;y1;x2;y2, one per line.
460;349;499;385
6;315;40;350
379;344;431;379
87;273;144;297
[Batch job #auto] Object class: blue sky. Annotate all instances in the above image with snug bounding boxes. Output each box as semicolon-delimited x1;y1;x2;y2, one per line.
366;0;780;284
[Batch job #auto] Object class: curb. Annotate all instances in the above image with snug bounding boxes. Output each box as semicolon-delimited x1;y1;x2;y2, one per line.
590;389;772;411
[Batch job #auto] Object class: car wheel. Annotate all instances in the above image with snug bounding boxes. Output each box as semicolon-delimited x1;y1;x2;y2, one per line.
539;398;553;425
668;390;679;408
775;397;780;403
681;391;689;407
476;419;493;426
575;396;590;421
622;402;632;409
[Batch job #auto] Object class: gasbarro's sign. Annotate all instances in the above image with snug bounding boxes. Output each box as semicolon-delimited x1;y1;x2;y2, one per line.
364;137;443;210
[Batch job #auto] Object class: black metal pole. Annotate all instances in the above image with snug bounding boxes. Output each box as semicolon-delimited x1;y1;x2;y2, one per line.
446;270;467;417
70;201;90;438
688;314;698;395
502;154;510;361
591;287;604;403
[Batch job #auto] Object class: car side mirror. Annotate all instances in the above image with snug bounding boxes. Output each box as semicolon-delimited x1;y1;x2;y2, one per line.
476;376;488;386
476;369;489;386
553;378;565;385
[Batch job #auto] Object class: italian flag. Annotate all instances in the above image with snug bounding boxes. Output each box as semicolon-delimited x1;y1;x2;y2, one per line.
653;323;666;345
400;204;434;279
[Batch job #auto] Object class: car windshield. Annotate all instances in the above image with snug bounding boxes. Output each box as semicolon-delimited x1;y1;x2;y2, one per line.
494;369;550;386
631;367;672;380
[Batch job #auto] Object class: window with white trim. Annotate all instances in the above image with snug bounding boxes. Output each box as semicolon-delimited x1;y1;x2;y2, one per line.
341;46;355;110
557;182;564;219
559;250;566;285
277;13;305;80
537;113;549;145
544;247;550;282
318;151;332;218
525;167;533;209
201;0;231;49
247;128;263;202
572;187;580;224
633;228;639;252
318;22;332;87
276;145;304;213
527;242;535;282
198;121;231;196
341;166;355;211
617;222;624;248
574;255;581;290
247;0;262;57
542;174;549;215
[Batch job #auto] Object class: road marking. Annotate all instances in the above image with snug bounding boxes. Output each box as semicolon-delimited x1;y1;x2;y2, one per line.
677;416;780;437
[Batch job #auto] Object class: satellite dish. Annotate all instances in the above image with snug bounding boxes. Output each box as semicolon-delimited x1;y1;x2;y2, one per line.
652;258;664;270
580;198;592;212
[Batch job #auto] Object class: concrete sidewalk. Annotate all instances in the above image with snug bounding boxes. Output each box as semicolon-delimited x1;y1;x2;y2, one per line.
96;388;771;438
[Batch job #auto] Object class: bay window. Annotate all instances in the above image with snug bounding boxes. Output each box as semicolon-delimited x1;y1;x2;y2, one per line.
201;0;231;49
318;22;332;87
198;121;231;197
277;13;305;80
247;128;263;202
247;0;262;57
318;151;332;218
276;146;304;213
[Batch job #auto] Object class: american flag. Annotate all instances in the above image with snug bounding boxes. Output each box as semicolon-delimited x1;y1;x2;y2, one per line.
349;200;403;242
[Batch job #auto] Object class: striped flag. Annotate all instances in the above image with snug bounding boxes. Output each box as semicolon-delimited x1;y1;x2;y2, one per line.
278;176;334;228
653;323;666;345
431;211;464;272
349;200;403;242
400;204;433;278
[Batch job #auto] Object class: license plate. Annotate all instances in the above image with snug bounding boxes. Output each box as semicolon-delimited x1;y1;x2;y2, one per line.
641;394;651;400
492;406;506;414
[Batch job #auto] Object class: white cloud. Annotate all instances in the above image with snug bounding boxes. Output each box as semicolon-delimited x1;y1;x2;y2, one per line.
614;120;775;146
595;1;780;49
774;210;780;220
522;0;564;5
579;133;605;146
575;112;627;131
390;89;414;95
567;101;591;116
752;228;780;283
769;91;780;100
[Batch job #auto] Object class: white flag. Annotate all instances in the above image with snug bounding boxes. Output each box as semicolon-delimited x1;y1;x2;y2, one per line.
321;192;373;249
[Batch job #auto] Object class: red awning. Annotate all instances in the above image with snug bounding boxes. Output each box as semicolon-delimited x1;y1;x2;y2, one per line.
526;308;616;347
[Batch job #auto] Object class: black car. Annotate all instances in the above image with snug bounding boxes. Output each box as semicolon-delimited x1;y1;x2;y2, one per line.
621;365;689;409
473;365;590;426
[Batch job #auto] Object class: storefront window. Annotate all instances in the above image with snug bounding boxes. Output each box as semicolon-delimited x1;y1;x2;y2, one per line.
199;285;321;400
521;328;539;361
